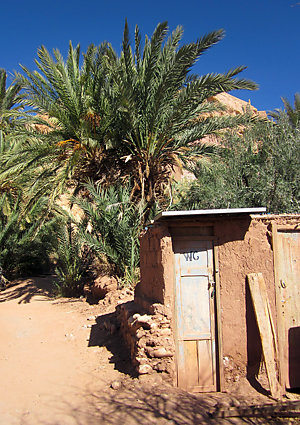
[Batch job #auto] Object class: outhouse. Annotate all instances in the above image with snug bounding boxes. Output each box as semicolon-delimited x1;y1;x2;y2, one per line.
120;208;300;393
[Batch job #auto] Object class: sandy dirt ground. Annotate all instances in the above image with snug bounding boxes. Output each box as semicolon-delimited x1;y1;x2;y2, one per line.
0;277;298;425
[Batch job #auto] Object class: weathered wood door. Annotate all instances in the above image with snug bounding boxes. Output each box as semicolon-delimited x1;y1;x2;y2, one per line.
273;227;300;389
173;237;217;391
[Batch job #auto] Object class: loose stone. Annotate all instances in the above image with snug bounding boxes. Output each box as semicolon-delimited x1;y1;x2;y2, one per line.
152;347;173;358
138;364;153;375
111;380;122;390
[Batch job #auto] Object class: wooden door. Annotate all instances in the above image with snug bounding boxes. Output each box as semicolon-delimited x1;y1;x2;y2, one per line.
273;226;300;389
173;237;217;391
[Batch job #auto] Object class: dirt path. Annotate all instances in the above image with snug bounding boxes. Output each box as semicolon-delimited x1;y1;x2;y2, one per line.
0;278;296;425
0;277;132;425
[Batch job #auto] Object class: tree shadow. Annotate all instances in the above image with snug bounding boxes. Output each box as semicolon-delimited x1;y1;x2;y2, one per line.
88;305;138;378
0;275;57;304
71;386;217;425
37;384;287;425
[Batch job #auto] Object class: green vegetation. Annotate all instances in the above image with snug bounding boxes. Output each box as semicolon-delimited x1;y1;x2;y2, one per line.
74;182;143;287
269;92;300;128
0;21;298;295
104;21;257;221
174;114;300;213
1;22;256;220
54;221;91;297
0;68;22;144
0;195;60;278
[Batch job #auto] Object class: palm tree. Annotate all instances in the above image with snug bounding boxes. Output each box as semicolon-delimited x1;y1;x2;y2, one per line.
74;181;142;285
107;21;258;219
0;69;23;187
0;69;24;232
1;42;121;210
269;93;300;128
0;69;22;143
1;22;258;221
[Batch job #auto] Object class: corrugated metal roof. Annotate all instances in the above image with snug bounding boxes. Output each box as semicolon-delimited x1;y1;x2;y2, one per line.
153;207;266;222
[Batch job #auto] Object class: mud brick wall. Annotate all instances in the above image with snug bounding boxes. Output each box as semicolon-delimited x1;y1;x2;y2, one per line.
117;301;176;382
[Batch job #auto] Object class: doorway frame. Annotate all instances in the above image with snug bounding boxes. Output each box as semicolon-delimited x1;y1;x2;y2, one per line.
172;234;224;392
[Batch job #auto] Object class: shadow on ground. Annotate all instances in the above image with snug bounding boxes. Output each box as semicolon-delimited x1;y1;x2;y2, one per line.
0;276;57;304
246;375;271;398
33;384;290;425
58;386;217;425
88;308;137;378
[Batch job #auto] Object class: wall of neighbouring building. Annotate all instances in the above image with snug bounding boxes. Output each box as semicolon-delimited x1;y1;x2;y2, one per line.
215;214;299;381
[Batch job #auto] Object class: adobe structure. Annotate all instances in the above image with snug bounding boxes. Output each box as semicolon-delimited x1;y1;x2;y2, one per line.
118;208;300;393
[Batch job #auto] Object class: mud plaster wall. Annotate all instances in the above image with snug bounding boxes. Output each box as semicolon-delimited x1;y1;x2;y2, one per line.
135;224;174;315
216;216;274;379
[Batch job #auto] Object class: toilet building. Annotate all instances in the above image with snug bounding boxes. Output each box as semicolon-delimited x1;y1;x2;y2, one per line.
120;208;300;393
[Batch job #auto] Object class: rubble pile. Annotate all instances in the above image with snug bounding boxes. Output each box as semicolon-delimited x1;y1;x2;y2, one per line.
117;302;176;382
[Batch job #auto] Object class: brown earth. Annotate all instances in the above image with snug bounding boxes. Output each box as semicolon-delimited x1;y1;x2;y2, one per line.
0;277;298;425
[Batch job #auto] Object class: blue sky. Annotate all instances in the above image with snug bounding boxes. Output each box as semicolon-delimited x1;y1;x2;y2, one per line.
1;0;299;112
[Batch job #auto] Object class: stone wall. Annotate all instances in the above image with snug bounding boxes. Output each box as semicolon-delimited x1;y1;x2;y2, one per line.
117;301;176;382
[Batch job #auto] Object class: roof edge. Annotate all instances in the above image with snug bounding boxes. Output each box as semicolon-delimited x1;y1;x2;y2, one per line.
153;207;266;222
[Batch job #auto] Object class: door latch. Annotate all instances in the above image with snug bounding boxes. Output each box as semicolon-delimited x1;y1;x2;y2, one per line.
280;280;286;288
208;275;216;298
